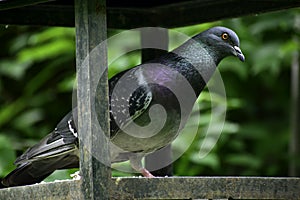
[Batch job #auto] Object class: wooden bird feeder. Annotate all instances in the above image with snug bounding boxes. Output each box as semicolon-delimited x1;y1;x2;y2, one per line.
0;0;300;199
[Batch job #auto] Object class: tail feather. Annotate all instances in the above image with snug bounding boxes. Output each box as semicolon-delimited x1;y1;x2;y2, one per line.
2;153;79;187
2;163;53;187
2;111;79;187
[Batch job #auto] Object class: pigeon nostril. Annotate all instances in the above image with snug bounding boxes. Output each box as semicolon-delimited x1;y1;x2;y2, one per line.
234;46;242;54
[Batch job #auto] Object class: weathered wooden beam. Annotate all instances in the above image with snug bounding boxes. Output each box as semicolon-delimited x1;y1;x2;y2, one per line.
1;177;300;199
75;0;110;199
0;0;54;10
112;177;300;199
152;0;300;28
0;4;74;27
141;28;169;63
0;180;82;200
289;48;300;176
1;0;300;28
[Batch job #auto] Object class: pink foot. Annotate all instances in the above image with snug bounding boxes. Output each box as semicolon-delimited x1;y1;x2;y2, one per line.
140;168;155;178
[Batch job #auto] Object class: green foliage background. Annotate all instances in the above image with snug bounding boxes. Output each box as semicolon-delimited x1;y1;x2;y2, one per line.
0;9;299;181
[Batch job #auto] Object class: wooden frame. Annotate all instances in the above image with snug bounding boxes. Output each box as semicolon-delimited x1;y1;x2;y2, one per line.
1;0;300;28
0;177;299;199
0;0;299;199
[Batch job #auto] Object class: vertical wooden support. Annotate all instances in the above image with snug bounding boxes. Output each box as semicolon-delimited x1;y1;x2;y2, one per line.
289;49;299;176
141;28;169;63
141;28;173;176
75;0;110;199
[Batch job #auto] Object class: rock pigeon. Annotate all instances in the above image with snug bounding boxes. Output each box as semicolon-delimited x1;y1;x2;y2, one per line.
2;26;244;187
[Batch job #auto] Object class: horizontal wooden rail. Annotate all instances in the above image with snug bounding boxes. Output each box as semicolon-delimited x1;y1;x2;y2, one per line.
0;0;300;28
0;177;299;199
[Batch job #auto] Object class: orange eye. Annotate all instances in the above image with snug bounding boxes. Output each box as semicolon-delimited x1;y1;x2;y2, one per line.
221;33;229;40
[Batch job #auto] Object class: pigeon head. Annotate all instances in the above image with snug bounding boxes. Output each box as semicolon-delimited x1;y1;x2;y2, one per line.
195;26;245;63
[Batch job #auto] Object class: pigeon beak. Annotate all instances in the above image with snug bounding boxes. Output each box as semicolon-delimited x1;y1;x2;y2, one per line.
233;46;245;62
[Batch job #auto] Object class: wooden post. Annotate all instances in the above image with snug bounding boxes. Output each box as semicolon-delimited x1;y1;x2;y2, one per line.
289;47;299;176
140;28;173;176
75;0;110;199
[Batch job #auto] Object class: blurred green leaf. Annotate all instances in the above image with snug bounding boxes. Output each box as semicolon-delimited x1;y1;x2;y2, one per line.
191;153;220;170
226;154;261;169
0;135;16;175
0;60;31;80
17;39;74;63
12;108;43;130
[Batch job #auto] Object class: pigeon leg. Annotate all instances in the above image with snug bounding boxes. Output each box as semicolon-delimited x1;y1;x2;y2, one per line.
140;168;155;178
129;156;155;178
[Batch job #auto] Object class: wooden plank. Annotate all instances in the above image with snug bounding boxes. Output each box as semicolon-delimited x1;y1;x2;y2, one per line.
74;0;110;199
0;4;74;27
110;177;300;199
0;0;54;10
140;28;169;63
0;180;82;200
289;48;300;176
1;177;300;199
152;0;300;28
0;0;300;27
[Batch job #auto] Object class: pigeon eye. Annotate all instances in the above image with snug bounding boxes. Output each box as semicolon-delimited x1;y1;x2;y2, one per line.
221;33;229;40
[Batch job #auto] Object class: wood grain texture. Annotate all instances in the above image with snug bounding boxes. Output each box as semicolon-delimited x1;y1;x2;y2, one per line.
1;0;300;27
1;177;300;199
75;0;110;199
